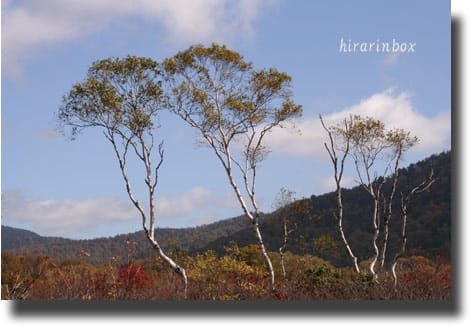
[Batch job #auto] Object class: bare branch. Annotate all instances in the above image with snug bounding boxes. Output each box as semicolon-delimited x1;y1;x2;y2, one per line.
152;141;164;193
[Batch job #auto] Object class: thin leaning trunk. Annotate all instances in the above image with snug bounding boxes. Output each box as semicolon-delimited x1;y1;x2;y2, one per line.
244;147;276;292
205;128;276;292
146;234;188;298
337;186;360;273
253;220;275;291
227;176;275;291
108;132;187;298
225;160;276;292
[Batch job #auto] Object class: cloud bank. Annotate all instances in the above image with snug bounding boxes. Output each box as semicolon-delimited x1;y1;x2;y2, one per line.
1;191;136;236
267;89;450;157
2;0;277;77
2;187;238;237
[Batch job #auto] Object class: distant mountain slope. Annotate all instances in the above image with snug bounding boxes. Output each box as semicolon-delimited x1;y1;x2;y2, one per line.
2;151;450;267
1;214;251;265
1;226;71;250
201;151;451;266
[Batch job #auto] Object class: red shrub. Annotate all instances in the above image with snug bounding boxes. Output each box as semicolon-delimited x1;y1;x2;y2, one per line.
118;262;151;290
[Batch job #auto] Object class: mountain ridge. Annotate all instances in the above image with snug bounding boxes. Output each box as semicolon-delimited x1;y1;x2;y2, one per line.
2;151;450;266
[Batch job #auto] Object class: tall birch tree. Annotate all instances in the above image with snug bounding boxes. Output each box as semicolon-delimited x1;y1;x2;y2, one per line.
163;44;302;291
322;115;420;281
57;56;188;298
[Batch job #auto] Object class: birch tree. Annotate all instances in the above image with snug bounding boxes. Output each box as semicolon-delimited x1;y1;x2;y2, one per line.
57;56;188;298
347;116;390;280
320;115;360;273
163;44;302;291
323;115;420;281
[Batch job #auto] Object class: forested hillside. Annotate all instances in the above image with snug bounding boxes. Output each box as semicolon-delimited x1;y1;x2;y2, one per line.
1;216;250;265
2;151;450;267
1;227;71;250
202;151;450;266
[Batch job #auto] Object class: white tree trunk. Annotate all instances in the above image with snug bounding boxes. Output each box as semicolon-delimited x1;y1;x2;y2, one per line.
253;222;275;291
226;167;276;292
320;116;360;273
146;234;188;298
369;197;380;281
108;132;188;298
205;132;277;292
279;222;288;278
336;184;360;273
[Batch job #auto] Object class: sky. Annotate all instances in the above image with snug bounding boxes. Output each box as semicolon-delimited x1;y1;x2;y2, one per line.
1;0;451;239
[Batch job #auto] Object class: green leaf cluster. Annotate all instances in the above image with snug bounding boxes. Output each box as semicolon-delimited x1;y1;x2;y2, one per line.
163;43;302;142
58;55;164;139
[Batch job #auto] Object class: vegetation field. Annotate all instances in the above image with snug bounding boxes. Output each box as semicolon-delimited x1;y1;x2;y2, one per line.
2;244;451;300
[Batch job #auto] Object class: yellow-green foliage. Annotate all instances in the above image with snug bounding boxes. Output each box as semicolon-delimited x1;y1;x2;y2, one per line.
184;247;267;300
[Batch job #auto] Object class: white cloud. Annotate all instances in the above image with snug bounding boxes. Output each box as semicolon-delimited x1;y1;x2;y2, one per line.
1;187;238;236
1;191;136;236
267;88;451;157
156;187;239;218
2;0;278;77
318;176;356;194
156;187;212;218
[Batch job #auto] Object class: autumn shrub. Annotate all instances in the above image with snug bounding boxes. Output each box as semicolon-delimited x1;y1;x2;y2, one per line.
395;255;451;299
1;252;49;299
117;262;152;299
185;249;269;300
93;269;118;299
29;260;97;299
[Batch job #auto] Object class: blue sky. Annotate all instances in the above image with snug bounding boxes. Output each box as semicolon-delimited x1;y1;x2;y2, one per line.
1;0;450;239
